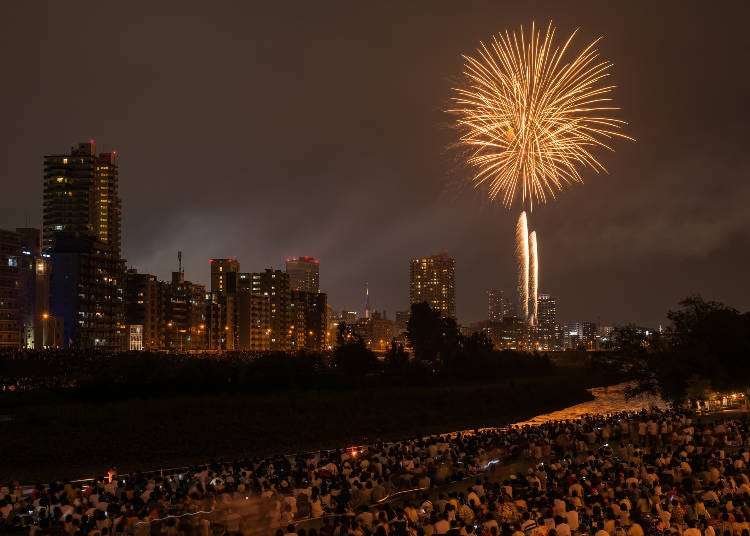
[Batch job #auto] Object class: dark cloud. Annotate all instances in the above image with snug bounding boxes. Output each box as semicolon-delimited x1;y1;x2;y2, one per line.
1;1;748;327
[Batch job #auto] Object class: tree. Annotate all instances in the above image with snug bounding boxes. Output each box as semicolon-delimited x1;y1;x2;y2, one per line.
406;302;460;367
333;329;379;377
622;296;750;403
383;339;410;375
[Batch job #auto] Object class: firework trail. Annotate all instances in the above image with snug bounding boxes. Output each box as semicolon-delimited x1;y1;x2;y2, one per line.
528;231;538;325
452;22;630;326
516;212;529;321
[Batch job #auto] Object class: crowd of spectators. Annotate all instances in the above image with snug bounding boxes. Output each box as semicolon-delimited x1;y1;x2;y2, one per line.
2;408;749;536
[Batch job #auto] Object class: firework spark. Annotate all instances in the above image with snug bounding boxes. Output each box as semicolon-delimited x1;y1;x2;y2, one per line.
451;21;631;210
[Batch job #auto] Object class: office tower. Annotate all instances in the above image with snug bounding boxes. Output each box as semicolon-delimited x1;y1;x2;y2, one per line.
537;294;556;332
409;252;456;319
286;256;320;293
168;267;207;351
43;141;121;256
289;290;328;352
487;290;506;322
125;269;167;350
44;141;125;349
238;291;271;351
50;233;125;350
537;293;560;350
210;258;239;295
251;269;291;351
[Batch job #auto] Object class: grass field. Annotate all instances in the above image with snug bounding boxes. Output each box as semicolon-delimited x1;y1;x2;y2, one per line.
1;374;594;483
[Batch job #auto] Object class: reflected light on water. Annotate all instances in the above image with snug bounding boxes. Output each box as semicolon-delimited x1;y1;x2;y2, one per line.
514;382;667;426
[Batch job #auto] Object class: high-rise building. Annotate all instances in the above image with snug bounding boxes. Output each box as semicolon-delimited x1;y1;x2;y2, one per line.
537;294;560;350
251;269;291;351
168;269;207;351
210;258;239;295
43;141;121;256
289;290;328;352
0;230;23;348
409;252;456;319
487;290;506;322
44;141;124;349
286;256;320;293
50;233;125;350
125;269;167;350
206;291;236;351
537;294;556;331
238;291;271;352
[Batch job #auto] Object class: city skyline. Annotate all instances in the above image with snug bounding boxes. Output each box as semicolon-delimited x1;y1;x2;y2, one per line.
1;2;748;326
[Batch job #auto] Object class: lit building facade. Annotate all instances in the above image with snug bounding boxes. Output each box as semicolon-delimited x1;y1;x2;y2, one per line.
44;141;125;350
286;256;320;293
487;289;506;322
43;141;121;257
537;294;561;350
125;269;167;350
251;269;290;351
289;290;328;352
238;290;271;351
353;311;395;352
409;252;456;319
167;270;207;351
50;233;125;350
210;258;239;295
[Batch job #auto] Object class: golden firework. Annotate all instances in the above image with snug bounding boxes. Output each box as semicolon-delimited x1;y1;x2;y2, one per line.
451;22;632;210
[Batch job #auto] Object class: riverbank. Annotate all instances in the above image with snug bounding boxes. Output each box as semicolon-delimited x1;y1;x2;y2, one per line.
1;375;594;483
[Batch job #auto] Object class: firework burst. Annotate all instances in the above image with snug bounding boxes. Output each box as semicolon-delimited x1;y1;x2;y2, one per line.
451;21;631;210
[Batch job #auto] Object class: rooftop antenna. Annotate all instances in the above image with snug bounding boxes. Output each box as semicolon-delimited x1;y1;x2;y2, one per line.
178;251;183;274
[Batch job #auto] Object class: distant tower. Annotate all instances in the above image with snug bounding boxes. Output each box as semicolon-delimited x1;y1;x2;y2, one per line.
364;282;371;319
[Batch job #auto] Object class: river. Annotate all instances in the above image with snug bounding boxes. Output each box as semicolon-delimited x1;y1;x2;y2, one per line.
514;382;667;426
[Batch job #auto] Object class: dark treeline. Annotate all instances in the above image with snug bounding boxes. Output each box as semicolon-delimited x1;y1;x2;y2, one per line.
0;302;556;403
593;295;750;403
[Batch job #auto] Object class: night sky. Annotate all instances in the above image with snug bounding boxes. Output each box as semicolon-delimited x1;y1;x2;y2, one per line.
1;1;748;327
